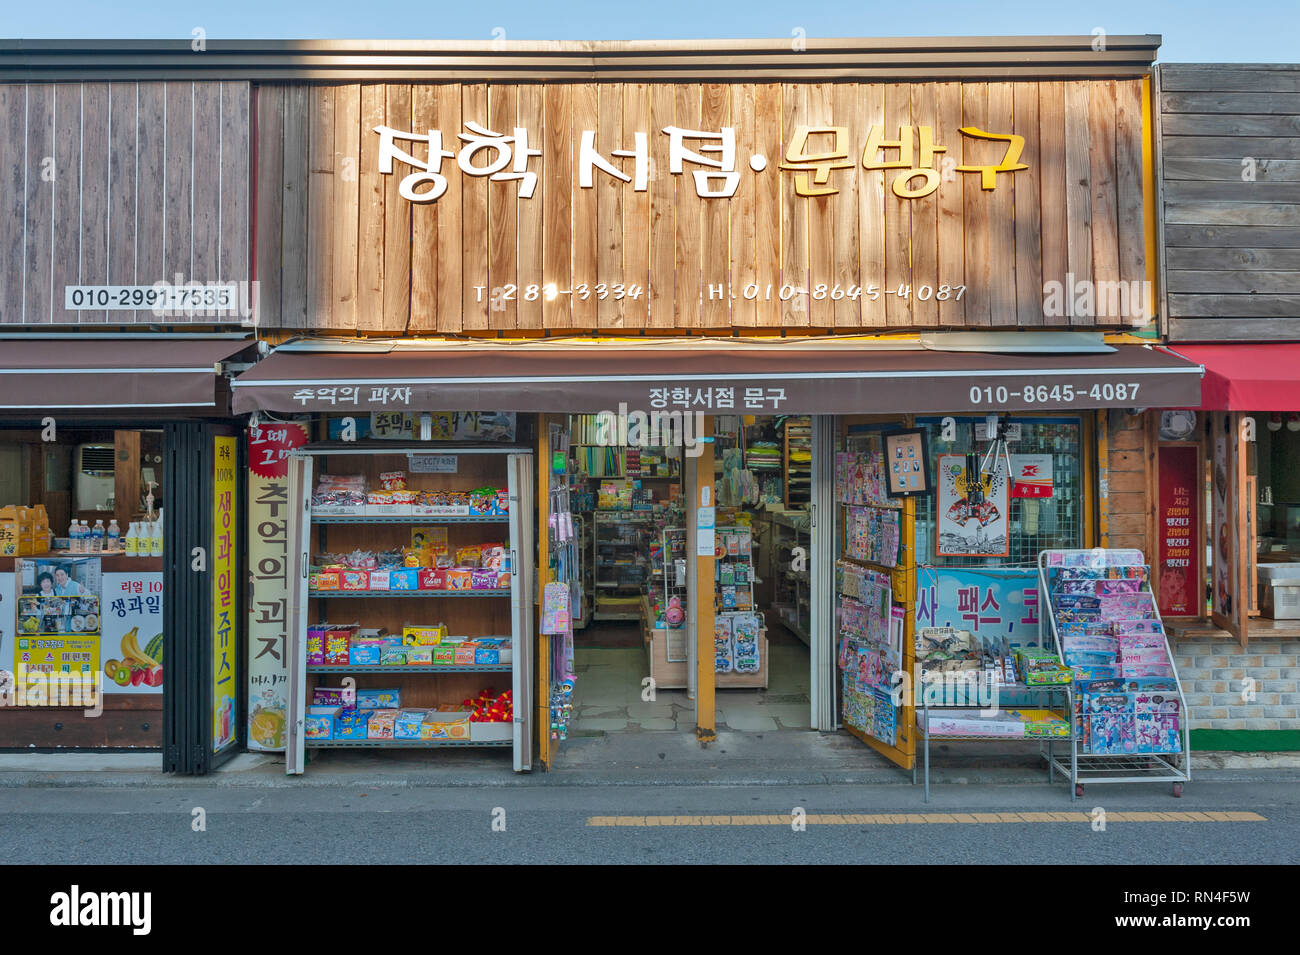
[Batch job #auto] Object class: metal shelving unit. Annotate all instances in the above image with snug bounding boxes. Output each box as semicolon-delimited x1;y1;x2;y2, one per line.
309;589;511;598
306;738;512;748
307;665;512;674
311;513;510;524
1038;548;1192;800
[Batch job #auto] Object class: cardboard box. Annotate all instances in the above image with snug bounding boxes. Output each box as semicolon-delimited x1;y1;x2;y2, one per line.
453;644;477;666
418;568;446;590
367;570;391;591
306;628;326;666
312;570;341;591
470;721;513;742
420;711;472;740
305;706;340;739
349;642;382;666
324;630;352;666
356;688;400;710
432;646;456;665
340;569;369;591
380;648;407;666
366;709;397;739
389;569;420;591
333;709;370;740
444;568;473;591
402;624;446;646
394;709;428;740
311;686;355;707
405;646;434;665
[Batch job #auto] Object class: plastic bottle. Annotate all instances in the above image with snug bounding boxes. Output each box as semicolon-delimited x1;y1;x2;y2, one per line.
81;521;92;553
107;519;121;551
91;520;105;553
149;519;163;557
67;519;79;551
124;522;138;557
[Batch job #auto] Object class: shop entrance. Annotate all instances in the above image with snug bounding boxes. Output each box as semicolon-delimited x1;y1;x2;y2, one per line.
562;413;821;737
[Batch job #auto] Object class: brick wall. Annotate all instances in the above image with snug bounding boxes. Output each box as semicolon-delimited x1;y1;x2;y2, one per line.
1103;409;1151;554
1172;637;1300;731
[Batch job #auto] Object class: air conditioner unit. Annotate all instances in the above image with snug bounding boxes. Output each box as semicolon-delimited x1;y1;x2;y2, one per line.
74;443;115;512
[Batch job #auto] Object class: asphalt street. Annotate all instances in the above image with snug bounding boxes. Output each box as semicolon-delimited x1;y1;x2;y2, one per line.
1;779;1295;865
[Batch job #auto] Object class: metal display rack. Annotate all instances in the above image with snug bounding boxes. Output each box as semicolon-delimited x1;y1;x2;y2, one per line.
1038;548;1191;799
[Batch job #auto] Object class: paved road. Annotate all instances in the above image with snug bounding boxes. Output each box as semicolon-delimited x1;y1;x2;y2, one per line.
1;780;1295;865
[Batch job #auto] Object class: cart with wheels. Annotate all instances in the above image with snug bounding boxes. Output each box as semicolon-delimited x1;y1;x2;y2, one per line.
1038;548;1191;801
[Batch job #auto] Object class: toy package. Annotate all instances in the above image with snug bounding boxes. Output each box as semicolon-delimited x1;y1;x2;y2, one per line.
714;615;734;673
366;709;397;739
731;613;761;674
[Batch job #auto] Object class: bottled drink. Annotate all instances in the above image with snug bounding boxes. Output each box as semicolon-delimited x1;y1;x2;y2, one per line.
107;519;121;551
124;522;138;557
67;519;79;552
149;520;163;557
91;520;105;553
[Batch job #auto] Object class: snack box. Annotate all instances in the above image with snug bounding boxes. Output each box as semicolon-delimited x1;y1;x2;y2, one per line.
432;646;456;665
420;710;472;740
406;646;434;665
402;624;446;646
454;643;478;666
444;568;473;591
389;568;420;591
1009;709;1072;738
311;686;356;707
473;638;512;665
349;640;382;666
418;568;447;591
324;629;353;666
356;688;401;710
306;627;326;666
367;570;391;591
470;569;498;590
394;709;429;740
333;708;370;740
366;709;398;739
305;706;340;739
312;570;341;591
380;648;407;666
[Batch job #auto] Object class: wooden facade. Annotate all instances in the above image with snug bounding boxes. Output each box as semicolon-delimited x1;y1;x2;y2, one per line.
0;81;250;325
253;80;1152;334
1159;64;1300;342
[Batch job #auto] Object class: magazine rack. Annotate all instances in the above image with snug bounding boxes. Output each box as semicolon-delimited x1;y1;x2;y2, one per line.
1038;548;1191;799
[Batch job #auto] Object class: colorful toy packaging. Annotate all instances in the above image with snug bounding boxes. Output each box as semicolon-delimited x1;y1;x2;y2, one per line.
305;706;340;739
714;615;734;673
366;709;397;739
356;688;401;710
731;613;762;674
394;709;428;740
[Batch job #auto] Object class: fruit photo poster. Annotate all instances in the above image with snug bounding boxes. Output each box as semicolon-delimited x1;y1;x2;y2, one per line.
101;572;164;695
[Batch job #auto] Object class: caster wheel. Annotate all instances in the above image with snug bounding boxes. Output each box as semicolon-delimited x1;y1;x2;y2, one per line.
1172;783;1183;798
1075;784;1084;797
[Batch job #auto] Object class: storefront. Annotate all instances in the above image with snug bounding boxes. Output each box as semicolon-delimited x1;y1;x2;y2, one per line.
0;334;255;772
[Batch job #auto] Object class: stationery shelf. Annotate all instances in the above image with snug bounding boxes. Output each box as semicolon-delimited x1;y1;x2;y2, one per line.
309;589;511;598
312;513;510;524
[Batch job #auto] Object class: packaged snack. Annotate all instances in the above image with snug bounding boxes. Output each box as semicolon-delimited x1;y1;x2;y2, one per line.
432;646;456;665
312;474;367;508
356;688;400;710
418;568;447;590
402;624;447;646
456;544;483;566
470;569;498;590
304;706;340;739
473;638;506;665
406;646;434;665
333;708;370;740
312;686;356;707
312;570;341;592
306;627;326;666
366;709;398;739
479;544;507;570
349;638;382;666
379;471;408;490
324;627;353;666
368;570;391;591
394;709;428;740
421;710;471;739
496;570;512;589
380;648;407;666
454;643;478;666
445;568;473;591
340;569;369;591
389;568;420;590
366;490;395;505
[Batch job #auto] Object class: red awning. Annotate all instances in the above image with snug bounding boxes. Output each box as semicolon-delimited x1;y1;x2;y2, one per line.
1168;344;1300;411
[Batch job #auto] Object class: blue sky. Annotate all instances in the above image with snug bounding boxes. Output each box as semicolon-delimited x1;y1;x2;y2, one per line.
1;0;1296;62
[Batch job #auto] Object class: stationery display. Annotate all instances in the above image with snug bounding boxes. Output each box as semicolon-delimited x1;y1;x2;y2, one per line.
834;450;898;508
843;505;901;568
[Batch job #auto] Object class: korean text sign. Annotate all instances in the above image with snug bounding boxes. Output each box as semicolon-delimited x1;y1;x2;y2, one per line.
212;435;238;754
915;566;1041;646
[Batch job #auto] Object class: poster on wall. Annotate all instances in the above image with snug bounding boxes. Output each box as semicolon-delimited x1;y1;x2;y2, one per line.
936;454;1010;557
1009;454;1054;498
882;429;931;498
14;557;101;702
212;435;238;754
1157;445;1201;618
100;572;164;693
1211;419;1238;625
0;570;14;696
246;420;308;752
915;566;1040;646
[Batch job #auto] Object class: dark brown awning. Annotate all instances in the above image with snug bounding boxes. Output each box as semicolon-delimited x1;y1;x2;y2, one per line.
0;336;253;413
231;339;1201;415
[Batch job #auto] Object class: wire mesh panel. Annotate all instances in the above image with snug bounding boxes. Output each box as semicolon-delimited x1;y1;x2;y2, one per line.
916;417;1084;568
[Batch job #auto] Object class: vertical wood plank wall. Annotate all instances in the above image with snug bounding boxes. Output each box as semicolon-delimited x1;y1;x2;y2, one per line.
250;80;1149;333
0;81;250;324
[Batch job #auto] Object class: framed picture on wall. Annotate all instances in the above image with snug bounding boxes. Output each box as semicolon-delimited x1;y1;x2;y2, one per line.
882;429;932;499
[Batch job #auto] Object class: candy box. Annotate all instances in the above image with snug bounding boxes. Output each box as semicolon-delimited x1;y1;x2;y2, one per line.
406;646;434;665
470;569;497;590
479;544;507;570
432;646;456;665
420;710;472;740
454;643;478;666
333;708;370;740
418;568;446;590
312;570;341;591
312;686;356;707
389;568;420;591
324;629;353;666
306;627;327;666
366;570;391;591
366;709;397;739
495;570;512;589
349;639;382;666
445;568;473;591
340;569;369;591
380;648;407;666
473;638;510;665
304;706;340;739
356;688;401;710
402;624;446;646
394;709;428;740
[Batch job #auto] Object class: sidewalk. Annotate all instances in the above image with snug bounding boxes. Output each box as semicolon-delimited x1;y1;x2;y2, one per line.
2;733;1298;789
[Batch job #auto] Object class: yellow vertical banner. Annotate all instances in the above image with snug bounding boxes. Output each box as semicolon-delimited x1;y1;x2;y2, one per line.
212;435;238;753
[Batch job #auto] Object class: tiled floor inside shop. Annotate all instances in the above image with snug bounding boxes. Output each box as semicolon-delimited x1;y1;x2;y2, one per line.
570;623;812;735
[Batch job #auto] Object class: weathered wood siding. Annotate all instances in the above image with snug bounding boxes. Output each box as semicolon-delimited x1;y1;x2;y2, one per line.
1160;65;1300;341
0;81;250;324
254;80;1149;333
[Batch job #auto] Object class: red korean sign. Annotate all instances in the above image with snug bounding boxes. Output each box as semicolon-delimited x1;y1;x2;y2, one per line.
1157;445;1201;617
1010;454;1054;498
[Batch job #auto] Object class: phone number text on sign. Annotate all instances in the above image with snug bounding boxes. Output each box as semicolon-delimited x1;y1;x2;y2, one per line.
968;382;1140;406
65;285;239;311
